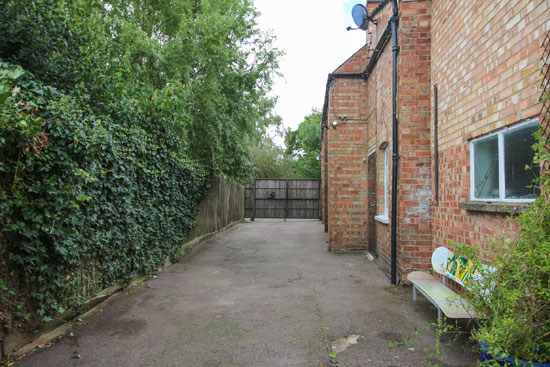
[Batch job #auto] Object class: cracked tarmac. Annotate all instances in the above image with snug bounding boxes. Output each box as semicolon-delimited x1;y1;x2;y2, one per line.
17;220;477;367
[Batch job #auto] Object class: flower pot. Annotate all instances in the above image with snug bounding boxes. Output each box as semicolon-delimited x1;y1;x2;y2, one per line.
479;343;550;367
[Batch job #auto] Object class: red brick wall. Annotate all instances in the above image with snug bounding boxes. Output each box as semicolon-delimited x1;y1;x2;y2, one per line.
369;3;393;272
397;0;433;278
336;46;368;74
322;0;548;277
324;45;369;251
326;76;369;250
363;1;433;279
431;0;549;254
322;46;369;239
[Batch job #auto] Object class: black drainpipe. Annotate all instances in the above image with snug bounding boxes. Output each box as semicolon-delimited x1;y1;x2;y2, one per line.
390;0;400;285
434;84;439;205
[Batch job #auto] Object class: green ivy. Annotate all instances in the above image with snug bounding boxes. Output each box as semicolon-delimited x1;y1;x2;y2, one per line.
0;0;281;336
0;62;207;328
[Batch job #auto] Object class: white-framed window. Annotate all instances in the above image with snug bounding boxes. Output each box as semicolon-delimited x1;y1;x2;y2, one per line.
384;147;389;215
470;118;540;202
375;146;389;223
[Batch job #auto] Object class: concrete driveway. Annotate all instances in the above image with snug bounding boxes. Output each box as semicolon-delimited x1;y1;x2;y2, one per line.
17;220;477;367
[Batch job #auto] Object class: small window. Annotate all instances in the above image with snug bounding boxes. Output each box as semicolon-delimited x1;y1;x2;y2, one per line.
473;135;499;199
384;147;389;216
375;146;389;224
470;119;539;202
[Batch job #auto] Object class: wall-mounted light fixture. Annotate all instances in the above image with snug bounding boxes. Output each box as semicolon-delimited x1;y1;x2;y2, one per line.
331;115;347;129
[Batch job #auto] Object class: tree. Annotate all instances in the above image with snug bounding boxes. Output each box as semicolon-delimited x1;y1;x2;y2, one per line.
284;110;322;178
0;0;282;329
250;138;296;178
0;0;282;182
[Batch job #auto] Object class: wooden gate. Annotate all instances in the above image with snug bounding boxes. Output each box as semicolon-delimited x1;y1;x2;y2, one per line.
245;179;321;220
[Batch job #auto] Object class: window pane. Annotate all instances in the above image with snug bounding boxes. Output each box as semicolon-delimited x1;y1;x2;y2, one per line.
505;125;539;199
384;148;388;215
474;136;499;199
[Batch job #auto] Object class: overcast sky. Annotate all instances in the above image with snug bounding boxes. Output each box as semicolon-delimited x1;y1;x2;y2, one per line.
254;0;366;134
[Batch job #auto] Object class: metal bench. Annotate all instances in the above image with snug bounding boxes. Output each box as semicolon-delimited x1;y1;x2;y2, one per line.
408;246;489;322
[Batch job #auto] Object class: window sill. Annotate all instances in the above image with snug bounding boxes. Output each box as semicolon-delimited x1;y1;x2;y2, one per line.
459;201;531;214
375;215;389;224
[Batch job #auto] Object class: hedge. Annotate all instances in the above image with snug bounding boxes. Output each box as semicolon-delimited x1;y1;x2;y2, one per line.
0;62;208;329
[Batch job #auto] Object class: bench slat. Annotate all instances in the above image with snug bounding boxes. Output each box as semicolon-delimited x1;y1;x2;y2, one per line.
408;271;475;319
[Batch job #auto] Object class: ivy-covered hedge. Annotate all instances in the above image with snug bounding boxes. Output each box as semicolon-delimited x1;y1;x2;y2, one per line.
0;0;280;342
0;62;208;329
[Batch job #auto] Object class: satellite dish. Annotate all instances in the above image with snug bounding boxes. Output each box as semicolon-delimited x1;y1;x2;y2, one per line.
352;4;369;30
348;3;377;31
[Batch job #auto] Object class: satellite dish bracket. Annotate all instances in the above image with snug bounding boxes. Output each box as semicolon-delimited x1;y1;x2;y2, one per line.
366;15;378;25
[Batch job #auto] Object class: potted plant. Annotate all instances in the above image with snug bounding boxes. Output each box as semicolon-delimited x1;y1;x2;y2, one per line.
457;130;550;366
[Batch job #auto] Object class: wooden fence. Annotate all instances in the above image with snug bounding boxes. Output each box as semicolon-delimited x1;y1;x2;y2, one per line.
72;176;242;301
245;179;321;219
188;176;245;239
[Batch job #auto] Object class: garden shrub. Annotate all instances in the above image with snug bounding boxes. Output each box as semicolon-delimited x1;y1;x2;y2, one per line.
0;62;207;330
456;129;550;364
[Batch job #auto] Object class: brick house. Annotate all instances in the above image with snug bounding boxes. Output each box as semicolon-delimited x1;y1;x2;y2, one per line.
321;0;549;283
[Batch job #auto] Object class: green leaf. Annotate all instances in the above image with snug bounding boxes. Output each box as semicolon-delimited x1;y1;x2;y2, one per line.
42;316;53;323
75;194;92;201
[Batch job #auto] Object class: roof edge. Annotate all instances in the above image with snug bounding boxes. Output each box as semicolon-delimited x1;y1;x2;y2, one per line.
332;44;369;74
